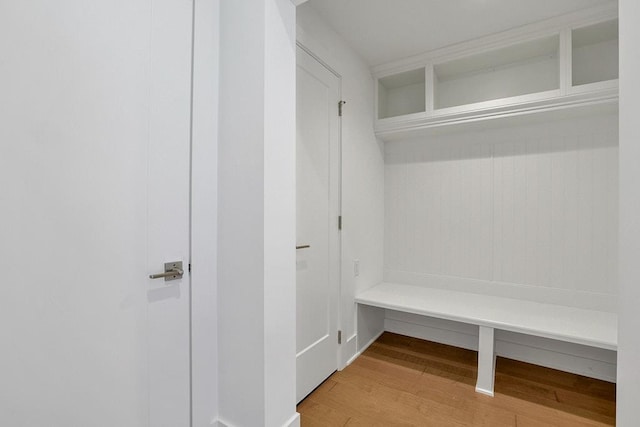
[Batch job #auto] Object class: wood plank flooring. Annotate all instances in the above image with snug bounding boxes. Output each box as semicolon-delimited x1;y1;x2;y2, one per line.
297;332;616;426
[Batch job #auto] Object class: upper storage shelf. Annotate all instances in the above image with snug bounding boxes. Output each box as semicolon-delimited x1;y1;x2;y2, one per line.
434;35;559;110
374;5;618;141
572;19;618;88
378;68;426;119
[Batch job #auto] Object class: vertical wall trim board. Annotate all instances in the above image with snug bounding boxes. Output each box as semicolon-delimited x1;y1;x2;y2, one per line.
618;1;640;422
191;0;219;424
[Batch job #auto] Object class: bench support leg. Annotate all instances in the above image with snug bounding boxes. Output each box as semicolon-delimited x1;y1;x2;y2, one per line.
476;326;495;396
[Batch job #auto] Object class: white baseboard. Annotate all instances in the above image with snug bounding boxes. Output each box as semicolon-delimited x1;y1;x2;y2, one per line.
385;310;617;383
213;412;300;427
475;386;495;397
284;412;300;427
385;316;478;351
340;333;358;369
348;329;384;366
495;331;617;382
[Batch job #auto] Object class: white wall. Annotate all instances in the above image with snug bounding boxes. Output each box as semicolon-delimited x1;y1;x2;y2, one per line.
617;0;640;424
264;0;297;426
385;114;618;312
191;0;219;425
218;0;297;425
296;4;385;366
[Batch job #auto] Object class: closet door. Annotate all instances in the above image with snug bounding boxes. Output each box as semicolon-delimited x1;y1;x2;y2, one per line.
296;46;341;403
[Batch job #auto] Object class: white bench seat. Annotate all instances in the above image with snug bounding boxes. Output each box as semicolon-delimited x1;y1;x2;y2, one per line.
355;282;617;395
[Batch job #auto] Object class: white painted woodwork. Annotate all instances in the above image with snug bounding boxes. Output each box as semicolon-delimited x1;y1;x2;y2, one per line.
384;310;617;382
0;0;192;425
434;36;559;110
617;0;640;424
297;4;385;370
559;28;573;96
374;5;618;140
356;283;617;350
572;19;619;87
385;114;618;312
378;68;426;119
296;46;341;403
356;282;617;395
434;61;559;111
356;305;385;356
476;326;496;396
377;92;618;142
370;4;617;77
217;0;298;425
190;0;220;424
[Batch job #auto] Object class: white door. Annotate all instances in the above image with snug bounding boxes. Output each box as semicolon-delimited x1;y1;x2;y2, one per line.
296;46;341;403
0;1;192;426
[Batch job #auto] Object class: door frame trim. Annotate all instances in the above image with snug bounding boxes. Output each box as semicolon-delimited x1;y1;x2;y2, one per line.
296;41;344;373
190;0;219;425
296;42;341;79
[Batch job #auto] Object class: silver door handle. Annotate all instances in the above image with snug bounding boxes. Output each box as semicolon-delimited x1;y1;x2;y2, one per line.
296;245;310;249
149;261;184;281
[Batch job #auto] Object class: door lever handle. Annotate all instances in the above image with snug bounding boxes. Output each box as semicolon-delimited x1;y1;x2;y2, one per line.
149;261;184;281
149;268;184;279
296;245;310;249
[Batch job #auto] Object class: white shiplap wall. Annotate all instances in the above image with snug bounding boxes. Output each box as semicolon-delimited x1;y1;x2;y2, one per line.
383;113;618;381
385;114;618;312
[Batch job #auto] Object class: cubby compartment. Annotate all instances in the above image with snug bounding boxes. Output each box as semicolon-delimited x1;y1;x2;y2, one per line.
433;35;560;110
572;19;618;87
377;68;426;119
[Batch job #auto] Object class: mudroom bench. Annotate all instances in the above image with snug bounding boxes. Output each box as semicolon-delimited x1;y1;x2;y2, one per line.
355;282;618;396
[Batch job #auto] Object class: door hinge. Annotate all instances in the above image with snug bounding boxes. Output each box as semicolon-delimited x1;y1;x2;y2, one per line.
188;263;191;273
338;330;342;345
338;215;342;230
338;100;346;117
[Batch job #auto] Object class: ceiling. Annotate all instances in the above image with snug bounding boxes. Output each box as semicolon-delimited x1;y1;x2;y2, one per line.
302;0;616;66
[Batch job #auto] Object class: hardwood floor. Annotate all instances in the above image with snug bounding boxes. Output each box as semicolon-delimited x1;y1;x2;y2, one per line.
297;332;616;426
